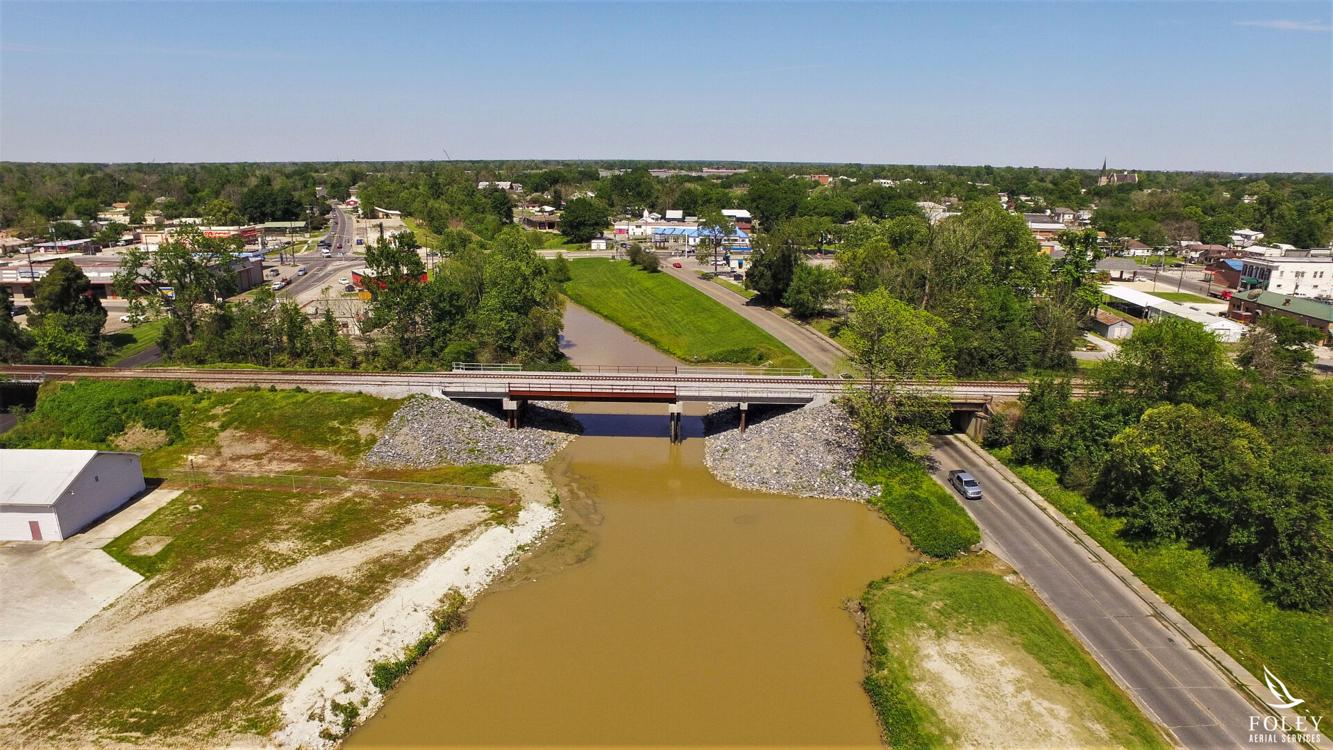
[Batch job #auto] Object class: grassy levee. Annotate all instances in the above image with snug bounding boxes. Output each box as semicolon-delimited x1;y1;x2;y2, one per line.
862;555;1170;749
860;454;980;558
992;448;1332;720
563;258;809;369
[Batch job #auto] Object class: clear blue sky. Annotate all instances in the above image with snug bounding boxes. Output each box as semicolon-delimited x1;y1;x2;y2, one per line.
2;1;1330;171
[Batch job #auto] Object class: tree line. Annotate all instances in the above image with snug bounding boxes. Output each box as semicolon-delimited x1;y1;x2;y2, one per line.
993;316;1332;611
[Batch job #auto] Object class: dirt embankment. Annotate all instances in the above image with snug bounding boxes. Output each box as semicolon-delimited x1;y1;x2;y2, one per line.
272;465;560;749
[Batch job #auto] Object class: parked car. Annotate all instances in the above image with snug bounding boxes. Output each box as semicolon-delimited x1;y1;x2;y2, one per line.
948;470;983;500
338;277;350;286
10;305;28;318
268;267;281;277
672;261;682;268
118;313;142;324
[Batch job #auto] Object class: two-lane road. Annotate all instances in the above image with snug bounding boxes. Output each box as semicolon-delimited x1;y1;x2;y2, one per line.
930;435;1276;749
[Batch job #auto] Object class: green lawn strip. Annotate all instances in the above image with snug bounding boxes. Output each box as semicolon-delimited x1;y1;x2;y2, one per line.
709;275;757;299
1150;291;1215;304
991;448;1332;719
859;454;980;558
103;318;168;362
563;258;808;369
862;555;1169;749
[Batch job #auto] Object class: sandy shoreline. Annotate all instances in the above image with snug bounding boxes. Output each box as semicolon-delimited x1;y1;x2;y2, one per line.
271;465;560;749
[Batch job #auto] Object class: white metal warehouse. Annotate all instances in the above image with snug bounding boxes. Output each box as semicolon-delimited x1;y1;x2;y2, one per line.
0;450;146;542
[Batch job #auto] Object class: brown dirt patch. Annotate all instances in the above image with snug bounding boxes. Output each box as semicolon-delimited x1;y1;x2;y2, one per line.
125;536;172;557
911;626;1112;748
111;424;170;452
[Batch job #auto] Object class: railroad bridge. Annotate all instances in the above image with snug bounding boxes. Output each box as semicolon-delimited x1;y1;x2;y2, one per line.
0;363;1038;442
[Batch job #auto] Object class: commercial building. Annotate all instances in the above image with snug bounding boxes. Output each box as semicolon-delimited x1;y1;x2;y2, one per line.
1238;247;1333;298
0;450;146;542
1227;289;1333;345
1101;284;1247;342
0;252;264;299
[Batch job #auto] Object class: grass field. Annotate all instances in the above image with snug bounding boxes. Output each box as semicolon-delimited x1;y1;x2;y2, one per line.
403;217;441;250
993;448;1332;720
707;274;758;299
1150;291;1215;304
103;318;168;363
563;258;809;369
862;555;1169;749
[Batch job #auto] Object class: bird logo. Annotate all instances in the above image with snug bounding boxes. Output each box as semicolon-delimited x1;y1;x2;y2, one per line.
1263;666;1305;710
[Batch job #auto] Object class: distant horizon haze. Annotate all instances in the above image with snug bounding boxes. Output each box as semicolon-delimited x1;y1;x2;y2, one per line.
2;1;1330;172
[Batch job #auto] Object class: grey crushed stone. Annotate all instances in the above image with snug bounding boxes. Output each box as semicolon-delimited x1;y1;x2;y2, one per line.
363;395;580;467
703;401;879;500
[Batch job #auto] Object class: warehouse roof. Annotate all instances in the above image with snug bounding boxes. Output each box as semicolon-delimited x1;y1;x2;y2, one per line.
0;450;105;507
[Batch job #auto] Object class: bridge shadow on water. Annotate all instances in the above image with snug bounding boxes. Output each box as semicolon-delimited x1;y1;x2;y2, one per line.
455;398;803;441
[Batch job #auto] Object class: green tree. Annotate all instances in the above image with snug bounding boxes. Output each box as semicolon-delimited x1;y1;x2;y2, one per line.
113;228;241;350
201;198;242;225
745;231;800;302
843;289;953;458
745;173;808;228
28;258;107;360
0;287;32;362
1236;314;1321;384
1099;317;1232;408
559;198;611;243
695;209;736;275
1094;404;1333;610
782;263;840;319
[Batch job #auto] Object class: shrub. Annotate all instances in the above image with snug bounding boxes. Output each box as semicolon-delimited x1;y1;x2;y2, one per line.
0;379;195;449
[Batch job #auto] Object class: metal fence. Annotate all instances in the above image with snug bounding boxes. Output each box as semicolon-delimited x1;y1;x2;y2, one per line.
177;470;514;503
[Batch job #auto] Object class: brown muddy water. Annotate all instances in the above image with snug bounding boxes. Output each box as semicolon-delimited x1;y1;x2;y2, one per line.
347;302;911;748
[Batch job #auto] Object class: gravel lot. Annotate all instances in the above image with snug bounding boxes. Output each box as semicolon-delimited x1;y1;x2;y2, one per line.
703;401;878;500
363;396;580;467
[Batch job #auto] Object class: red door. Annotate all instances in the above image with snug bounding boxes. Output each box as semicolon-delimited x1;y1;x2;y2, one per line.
28;521;42;541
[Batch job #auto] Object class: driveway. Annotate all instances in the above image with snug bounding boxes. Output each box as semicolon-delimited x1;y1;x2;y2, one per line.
931;435;1278;748
0;488;180;641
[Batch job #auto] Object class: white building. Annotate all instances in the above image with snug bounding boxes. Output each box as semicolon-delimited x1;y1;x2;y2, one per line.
1240;248;1333;299
1100;285;1248;342
0;450;146;542
1230;228;1264;248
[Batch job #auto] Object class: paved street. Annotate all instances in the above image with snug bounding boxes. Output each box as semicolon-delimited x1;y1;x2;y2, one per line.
660;261;851;375
930;434;1276;749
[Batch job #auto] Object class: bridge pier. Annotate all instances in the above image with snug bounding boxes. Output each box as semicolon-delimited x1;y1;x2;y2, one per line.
738;402;749;433
667;403;683;443
502;397;524;429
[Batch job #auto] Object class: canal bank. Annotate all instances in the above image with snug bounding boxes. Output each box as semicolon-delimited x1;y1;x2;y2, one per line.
345;302;914;747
